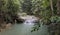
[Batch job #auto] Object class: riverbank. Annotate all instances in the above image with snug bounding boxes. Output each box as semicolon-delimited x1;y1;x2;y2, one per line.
0;13;40;32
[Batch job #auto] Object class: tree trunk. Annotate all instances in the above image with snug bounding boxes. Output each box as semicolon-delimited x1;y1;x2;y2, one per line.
50;0;54;16
57;0;60;15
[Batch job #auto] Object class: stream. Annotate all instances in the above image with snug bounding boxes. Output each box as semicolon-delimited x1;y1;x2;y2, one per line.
0;15;49;35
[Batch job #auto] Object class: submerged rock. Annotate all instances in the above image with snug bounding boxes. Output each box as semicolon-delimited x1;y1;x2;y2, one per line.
5;23;12;29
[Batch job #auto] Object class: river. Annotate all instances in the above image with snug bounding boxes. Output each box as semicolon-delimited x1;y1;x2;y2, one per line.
0;15;49;35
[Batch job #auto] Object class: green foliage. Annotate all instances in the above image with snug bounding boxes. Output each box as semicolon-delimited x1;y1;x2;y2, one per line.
7;0;20;14
50;16;60;23
20;0;32;14
41;0;50;8
31;23;40;32
0;0;20;23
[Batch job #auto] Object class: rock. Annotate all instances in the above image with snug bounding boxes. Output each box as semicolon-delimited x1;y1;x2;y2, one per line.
5;23;12;29
16;18;25;23
33;20;39;23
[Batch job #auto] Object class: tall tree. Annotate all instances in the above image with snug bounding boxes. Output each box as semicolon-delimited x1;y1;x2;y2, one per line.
49;0;54;16
57;0;60;15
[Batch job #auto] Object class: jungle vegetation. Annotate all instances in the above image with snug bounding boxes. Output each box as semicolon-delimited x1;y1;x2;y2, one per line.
0;0;60;35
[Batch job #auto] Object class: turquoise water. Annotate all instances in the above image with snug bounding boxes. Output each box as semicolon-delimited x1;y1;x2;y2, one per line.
0;23;49;35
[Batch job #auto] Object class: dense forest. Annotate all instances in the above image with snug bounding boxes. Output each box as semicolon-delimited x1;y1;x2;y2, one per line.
0;0;60;35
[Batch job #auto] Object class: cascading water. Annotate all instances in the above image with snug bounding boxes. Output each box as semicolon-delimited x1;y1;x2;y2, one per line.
24;16;38;25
